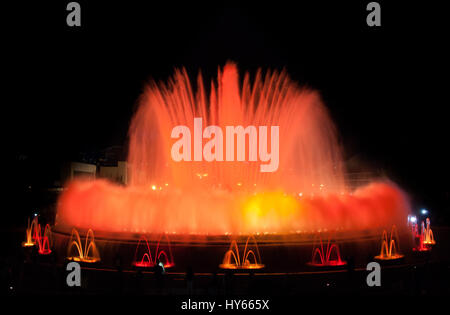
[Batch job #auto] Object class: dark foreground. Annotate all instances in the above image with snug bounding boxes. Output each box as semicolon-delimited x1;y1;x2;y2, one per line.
1;227;450;296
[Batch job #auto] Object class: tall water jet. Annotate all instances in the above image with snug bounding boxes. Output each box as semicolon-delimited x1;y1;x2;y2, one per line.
56;63;410;236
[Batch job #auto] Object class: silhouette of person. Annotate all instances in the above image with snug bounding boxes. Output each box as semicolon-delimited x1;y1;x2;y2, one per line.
154;258;165;294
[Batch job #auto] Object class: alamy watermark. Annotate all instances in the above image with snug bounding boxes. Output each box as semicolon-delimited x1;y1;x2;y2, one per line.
170;118;280;173
366;2;381;27
366;261;381;287
66;2;81;27
66;261;81;287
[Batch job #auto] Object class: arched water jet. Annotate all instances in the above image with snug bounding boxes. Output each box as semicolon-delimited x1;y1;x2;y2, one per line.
421;218;435;245
22;217;38;247
219;235;264;269
414;218;436;252
36;224;52;255
374;225;404;260
132;234;175;268
308;233;346;267
67;228;101;263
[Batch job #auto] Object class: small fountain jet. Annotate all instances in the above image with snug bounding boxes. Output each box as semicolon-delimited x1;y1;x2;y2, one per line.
22;216;52;255
414;218;435;252
36;224;52;255
67;228;100;263
133;234;174;268
308;233;346;267
22;217;38;247
421;218;435;245
219;235;264;269
374;225;404;261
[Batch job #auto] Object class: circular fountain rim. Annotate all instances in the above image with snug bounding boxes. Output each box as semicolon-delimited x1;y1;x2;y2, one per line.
52;223;402;246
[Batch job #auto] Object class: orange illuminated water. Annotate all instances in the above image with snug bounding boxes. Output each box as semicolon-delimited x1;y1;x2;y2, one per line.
414;218;435;252
56;63;410;236
22;217;38;247
374;225;404;260
220;236;264;269
67;229;101;263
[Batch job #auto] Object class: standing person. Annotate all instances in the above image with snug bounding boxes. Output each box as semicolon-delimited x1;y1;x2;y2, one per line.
154;259;165;295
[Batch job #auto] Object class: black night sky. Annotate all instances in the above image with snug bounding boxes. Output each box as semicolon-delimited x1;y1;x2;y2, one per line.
5;1;449;223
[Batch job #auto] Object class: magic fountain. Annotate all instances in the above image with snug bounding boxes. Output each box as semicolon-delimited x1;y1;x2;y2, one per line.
55;63;410;238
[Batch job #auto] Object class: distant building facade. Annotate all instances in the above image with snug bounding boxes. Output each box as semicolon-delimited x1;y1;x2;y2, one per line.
61;161;97;183
98;161;128;185
61;145;128;186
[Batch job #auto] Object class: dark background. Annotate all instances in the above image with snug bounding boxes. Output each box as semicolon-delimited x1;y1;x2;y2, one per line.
4;1;449;224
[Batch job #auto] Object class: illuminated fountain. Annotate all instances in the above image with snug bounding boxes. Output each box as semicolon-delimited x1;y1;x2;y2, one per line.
55;63;411;238
22;217;52;254
36;224;52;255
307;233;346;267
132;234;174;268
414;218;435;252
22;217;38;248
374;225;404;260
219;236;264;269
67;229;100;263
421;218;435;245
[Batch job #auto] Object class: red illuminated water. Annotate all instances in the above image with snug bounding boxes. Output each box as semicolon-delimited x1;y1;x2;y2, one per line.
56;63;410;236
413;218;435;252
22;217;38;247
67;228;101;263
36;224;52;255
133;235;174;268
308;233;346;267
